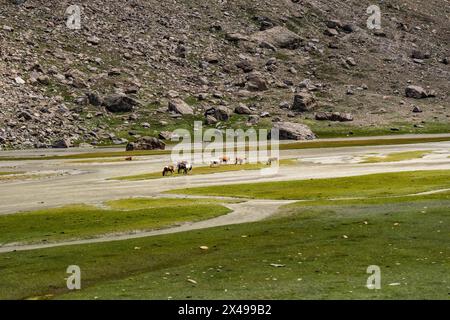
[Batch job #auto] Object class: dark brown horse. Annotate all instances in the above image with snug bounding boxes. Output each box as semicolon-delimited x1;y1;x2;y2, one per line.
162;165;175;176
177;162;193;175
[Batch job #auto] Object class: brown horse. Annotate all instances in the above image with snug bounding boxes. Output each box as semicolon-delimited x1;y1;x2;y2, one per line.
220;156;230;164
162;165;175;176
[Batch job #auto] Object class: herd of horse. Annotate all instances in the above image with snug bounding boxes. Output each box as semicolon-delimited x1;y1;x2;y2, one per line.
162;161;193;176
161;156;279;176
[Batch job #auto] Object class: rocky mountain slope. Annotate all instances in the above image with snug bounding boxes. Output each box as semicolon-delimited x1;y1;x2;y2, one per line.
0;0;449;149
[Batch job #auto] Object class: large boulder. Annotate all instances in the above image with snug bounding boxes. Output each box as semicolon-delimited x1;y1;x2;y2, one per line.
405;85;435;99
103;94;137;112
250;26;302;49
234;103;252;115
315;112;354;122
205;106;232;121
246;72;268;91
411;50;430;60
205;115;218;125
271;122;316;140
126;136;165;151
86;91;102;106
52;138;71;148
159;131;174;140
292;91;317;112
168;99;194;115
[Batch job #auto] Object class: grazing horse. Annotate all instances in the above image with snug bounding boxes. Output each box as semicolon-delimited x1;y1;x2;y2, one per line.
210;160;220;168
125;156;133;161
266;157;279;165
162;165;174;176
235;157;246;165
177;161;193;175
220;156;230;164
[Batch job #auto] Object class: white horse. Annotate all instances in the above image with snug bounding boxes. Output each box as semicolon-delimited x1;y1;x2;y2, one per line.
235;157;246;165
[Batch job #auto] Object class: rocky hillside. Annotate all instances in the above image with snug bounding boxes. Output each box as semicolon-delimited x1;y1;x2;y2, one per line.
0;0;449;148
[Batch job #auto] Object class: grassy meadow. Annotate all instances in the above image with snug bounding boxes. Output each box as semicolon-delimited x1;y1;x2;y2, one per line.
0;171;448;299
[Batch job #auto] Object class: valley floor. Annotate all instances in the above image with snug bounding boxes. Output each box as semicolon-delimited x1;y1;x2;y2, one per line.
0;134;449;299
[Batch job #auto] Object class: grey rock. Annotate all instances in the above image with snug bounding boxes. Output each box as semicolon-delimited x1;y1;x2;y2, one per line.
405;86;432;99
271;122;316;140
205;115;218;125
103;94;137;113
411;50;430;60
292;91;317;112
246;72;268;91
168;98;194;115
234;103;252;115
412;106;423;113
86;92;102;106
247;115;260;125
205;106;232;121
126;136;165;151
236;60;254;73
250;26;302;49
315;112;354;122
87;36;100;45
52;138;71;148
159;131;173;140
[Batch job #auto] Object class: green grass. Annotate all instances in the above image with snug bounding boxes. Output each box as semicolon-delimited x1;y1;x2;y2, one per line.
0;199;231;246
0;188;448;299
279;136;450;151
184;96;200;106
111;159;297;181
0;171;24;176
71;158;131;164
169;170;450;200
307;121;450;139
105;198;240;210
361;151;431;164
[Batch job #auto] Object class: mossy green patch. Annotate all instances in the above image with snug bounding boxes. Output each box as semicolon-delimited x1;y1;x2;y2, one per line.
0;172;24;176
169;170;450;200
0;199;231;246
361;150;431;163
279;136;450;151
0;185;448;300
